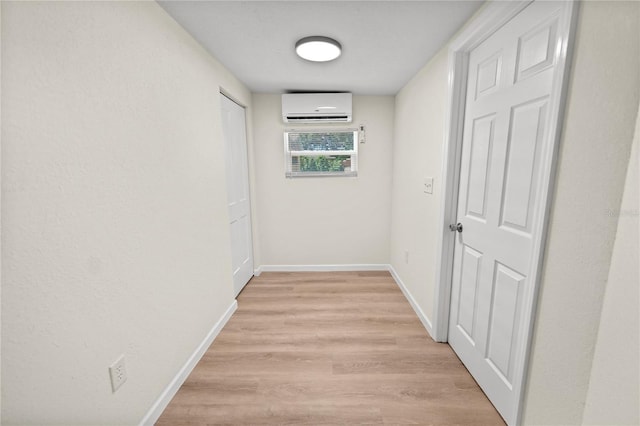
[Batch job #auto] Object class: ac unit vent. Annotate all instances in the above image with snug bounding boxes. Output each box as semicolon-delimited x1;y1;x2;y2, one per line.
282;93;352;123
286;115;350;122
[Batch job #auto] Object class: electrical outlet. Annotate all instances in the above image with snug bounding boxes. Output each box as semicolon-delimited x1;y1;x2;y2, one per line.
423;177;434;194
109;355;127;393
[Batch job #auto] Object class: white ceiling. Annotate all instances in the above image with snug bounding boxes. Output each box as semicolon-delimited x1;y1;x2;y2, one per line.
159;1;483;95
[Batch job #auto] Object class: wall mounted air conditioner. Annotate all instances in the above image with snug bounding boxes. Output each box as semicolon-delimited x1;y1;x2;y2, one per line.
282;93;352;123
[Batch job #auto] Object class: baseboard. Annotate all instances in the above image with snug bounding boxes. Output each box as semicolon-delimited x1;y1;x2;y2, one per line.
139;300;238;426
254;265;263;276
388;265;434;339
258;264;390;272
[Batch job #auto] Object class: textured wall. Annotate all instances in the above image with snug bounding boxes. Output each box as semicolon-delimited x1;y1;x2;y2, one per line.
522;2;640;423
2;1;251;423
389;47;449;326
252;94;394;267
582;103;639;425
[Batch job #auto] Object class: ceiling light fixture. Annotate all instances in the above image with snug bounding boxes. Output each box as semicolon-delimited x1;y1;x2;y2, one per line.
295;36;342;62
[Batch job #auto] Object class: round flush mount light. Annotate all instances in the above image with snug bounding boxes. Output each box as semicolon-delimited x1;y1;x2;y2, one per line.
295;36;342;62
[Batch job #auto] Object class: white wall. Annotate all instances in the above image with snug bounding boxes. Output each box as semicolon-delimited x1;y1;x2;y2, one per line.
252;94;394;268
389;1;640;423
2;1;252;424
522;2;639;423
582;103;639;426
389;48;449;326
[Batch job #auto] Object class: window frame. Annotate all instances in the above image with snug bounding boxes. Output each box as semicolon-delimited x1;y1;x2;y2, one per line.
283;128;359;178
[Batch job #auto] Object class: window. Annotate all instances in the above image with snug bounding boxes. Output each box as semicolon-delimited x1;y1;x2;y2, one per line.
284;129;358;177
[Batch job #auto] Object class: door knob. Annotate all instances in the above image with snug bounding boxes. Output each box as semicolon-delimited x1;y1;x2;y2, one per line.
449;223;463;233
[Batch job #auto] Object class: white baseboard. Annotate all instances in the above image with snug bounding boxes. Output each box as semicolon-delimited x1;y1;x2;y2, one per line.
139;300;238;426
254;266;263;276
257;264;390;272
388;265;434;339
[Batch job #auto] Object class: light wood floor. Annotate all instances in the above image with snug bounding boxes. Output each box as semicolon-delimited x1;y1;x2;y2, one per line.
157;271;504;425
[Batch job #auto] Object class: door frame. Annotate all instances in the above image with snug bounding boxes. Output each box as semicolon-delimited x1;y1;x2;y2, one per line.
432;0;579;423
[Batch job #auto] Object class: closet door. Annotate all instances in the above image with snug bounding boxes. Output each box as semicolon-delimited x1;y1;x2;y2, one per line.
220;94;253;296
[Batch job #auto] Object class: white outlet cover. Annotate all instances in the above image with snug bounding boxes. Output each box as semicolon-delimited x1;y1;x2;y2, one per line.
109;355;127;393
423;177;434;194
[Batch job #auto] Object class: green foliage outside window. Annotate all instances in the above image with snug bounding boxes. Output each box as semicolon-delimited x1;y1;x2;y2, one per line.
288;132;354;151
299;155;350;172
286;130;357;176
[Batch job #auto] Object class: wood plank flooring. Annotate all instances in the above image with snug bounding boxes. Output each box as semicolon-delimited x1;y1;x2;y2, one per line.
156;271;504;425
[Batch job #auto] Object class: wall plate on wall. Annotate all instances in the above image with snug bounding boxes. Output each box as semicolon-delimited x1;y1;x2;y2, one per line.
424;177;434;194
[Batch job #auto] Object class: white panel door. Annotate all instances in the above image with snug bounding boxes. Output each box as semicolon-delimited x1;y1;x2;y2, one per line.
220;94;253;297
448;2;564;424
